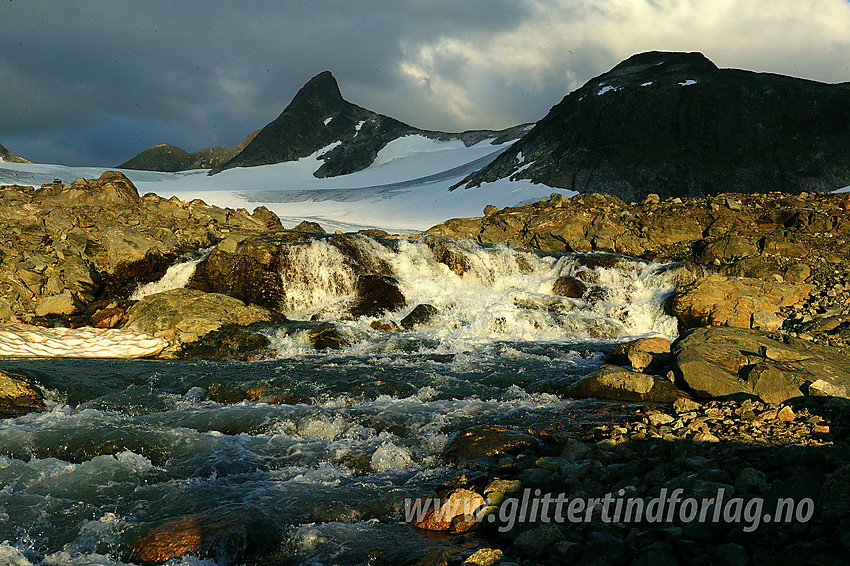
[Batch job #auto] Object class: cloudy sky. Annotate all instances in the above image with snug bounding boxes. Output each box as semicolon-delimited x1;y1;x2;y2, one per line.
2;0;849;166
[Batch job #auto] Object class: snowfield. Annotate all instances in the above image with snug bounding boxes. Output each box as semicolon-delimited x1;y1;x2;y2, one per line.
0;135;566;232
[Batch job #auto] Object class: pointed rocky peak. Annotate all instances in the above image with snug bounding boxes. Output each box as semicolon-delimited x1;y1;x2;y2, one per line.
285;71;346;114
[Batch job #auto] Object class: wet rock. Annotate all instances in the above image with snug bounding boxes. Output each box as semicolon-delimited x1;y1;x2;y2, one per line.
409;488;485;533
708;542;749;566
463;548;503;566
604;336;672;372
483;479;522;506
178;321;276;359
443;426;539;466
566;365;688;402
423;235;470;276
551;275;587;298
672;326;850;403
560;438;591;461
510;523;563;558
308;322;350;350
400;304;439;330
735;467;768;495
483;204;499;216
350;274;406;318
124;288;274;358
370;320;399;333
668;274;814;330
0;369;44;417
820;465;850;520
129;509;274;565
412;550;450;566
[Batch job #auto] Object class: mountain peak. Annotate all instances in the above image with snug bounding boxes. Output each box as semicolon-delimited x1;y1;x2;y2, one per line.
287;70;345;111
604;51;718;79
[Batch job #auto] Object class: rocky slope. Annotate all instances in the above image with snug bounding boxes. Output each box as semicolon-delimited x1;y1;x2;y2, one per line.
117;131;259;172
0;171;271;324
0;143;31;164
458;51;850;202
210;71;527;176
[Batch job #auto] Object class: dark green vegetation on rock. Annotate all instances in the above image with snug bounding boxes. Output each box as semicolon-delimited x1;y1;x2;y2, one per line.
459;51;850;201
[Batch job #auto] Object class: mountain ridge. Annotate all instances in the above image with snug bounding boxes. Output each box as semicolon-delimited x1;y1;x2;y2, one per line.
211;71;526;176
456;50;850;201
0;143;31;164
118;71;528;176
118;131;259;172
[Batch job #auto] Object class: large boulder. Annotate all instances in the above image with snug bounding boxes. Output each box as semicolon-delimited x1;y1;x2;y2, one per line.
191;232;405;319
124;289;274;357
443;426;540;467
668;274;814;330
0;369;45;417
672;326;850;403
130;509;276;565
566;364;688;402
34;171;142;206
409;488;486;533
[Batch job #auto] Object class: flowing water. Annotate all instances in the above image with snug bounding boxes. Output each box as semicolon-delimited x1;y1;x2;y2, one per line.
0;237;681;565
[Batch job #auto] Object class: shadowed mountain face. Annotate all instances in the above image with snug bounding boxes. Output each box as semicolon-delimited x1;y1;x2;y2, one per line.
458;51;850;201
211;71;527;177
212;71;415;176
118;71;527;177
0;143;31;164
118;132;259;172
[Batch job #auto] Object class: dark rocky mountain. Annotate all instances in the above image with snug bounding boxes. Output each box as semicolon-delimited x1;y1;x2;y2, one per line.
0;143;31;164
457;51;850;201
211;71;527;176
118;131;258;172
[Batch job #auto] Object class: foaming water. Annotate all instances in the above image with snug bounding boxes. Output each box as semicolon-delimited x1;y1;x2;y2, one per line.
278;239;358;319
267;235;679;355
0;351;593;564
129;247;213;300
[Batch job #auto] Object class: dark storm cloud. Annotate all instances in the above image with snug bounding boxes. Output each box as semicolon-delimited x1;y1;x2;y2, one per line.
0;0;535;165
1;0;849;166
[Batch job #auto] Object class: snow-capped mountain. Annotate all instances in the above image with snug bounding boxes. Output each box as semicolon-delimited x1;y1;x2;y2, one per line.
213;71;529;177
119;71;528;177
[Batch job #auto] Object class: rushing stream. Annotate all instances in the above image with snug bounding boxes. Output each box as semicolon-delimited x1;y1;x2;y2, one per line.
0;238;681;565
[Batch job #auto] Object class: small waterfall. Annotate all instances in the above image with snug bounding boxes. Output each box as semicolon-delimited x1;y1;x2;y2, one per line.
130;247;213;300
278;239;358;319
269;234;680;352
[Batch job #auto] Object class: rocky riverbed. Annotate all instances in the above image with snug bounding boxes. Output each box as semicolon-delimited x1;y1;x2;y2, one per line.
2;174;850;565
